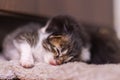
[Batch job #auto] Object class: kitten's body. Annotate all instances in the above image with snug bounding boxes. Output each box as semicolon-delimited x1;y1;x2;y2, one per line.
83;24;120;64
3;15;120;68
3;23;52;68
3;23;39;60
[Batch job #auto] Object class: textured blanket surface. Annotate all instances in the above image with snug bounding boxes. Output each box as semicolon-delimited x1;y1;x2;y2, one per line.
0;59;120;80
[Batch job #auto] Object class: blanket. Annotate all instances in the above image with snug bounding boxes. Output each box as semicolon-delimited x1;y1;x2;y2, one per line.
0;59;120;80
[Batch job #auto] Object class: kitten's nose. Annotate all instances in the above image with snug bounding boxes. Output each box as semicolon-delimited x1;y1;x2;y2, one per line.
49;59;62;65
49;60;57;66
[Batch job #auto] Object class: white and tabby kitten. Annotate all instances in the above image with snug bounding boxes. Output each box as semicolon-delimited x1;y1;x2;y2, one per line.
3;22;74;68
3;16;91;68
3;22;52;68
3;15;120;68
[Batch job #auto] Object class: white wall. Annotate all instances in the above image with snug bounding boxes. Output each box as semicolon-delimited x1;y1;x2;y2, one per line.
113;0;120;39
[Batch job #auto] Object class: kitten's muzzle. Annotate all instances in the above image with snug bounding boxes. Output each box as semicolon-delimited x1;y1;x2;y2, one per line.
49;57;63;66
49;59;62;66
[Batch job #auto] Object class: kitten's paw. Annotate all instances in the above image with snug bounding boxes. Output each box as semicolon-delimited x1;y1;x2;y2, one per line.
20;59;34;68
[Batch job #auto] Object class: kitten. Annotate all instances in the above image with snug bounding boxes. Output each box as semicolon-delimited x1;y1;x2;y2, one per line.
41;15;120;65
3;15;120;68
3;23;52;68
3;16;90;68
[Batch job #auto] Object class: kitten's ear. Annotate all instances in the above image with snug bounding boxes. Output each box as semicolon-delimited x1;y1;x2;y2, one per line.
39;20;51;33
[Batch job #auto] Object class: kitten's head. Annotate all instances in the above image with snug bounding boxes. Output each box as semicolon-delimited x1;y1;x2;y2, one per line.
40;15;91;65
42;34;74;65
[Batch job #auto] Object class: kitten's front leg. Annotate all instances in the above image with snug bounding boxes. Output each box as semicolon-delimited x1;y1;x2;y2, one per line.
20;43;34;68
20;55;34;68
14;41;34;68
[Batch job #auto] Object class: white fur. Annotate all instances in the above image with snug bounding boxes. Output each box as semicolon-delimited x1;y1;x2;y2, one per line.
44;53;54;64
81;47;91;61
20;42;34;68
3;36;20;60
33;32;51;63
14;41;34;68
33;21;54;64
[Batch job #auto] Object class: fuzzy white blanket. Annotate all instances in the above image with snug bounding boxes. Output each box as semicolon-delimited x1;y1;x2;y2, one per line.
0;59;120;80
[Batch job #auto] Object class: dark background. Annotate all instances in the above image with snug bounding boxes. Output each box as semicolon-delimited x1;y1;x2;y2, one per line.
0;13;48;51
0;0;115;50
